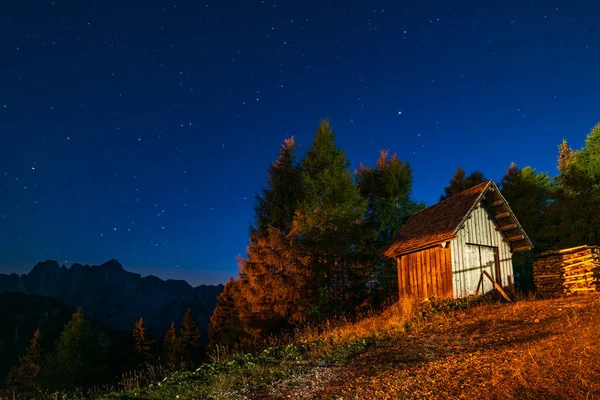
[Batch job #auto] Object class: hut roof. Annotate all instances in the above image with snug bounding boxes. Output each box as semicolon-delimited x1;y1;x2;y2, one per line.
384;180;533;257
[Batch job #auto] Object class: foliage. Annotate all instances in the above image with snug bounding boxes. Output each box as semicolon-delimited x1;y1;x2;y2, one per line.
356;150;420;306
440;167;487;200
254;137;303;234
162;322;182;370
4;329;43;391
46;309;105;390
209;120;418;348
295;119;368;318
236;226;313;341
179;309;201;367
551;124;600;247
132;318;155;368
500;163;552;291
208;278;243;349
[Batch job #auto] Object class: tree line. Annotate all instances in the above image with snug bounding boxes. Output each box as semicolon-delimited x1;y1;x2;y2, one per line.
3;308;203;394
209;120;600;347
209;120;421;347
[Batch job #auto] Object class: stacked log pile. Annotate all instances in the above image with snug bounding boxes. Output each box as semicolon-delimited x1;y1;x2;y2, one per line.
533;245;600;296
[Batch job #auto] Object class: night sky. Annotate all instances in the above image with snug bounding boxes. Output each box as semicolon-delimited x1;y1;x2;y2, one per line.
1;1;599;286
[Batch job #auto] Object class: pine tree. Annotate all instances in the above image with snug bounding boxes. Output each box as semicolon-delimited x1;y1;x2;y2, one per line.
557;139;574;172
500;163;552;290
254;137;303;234
4;329;43;391
213;137;309;344
440;168;487;200
237;226;313;341
208;278;244;348
297;120;367;318
553;124;600;247
133;318;155;367
180;309;201;367
51;308;102;389
162;322;181;370
356;150;420;305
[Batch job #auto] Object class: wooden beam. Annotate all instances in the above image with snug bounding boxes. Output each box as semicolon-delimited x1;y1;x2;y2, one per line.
481;270;512;302
500;223;517;231
512;245;532;252
491;199;503;207
495;211;510;219
507;234;525;241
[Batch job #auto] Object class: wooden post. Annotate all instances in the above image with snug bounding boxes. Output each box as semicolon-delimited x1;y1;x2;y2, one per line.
481;270;512;301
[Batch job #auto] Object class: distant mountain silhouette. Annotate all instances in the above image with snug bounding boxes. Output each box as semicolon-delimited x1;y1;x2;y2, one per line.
0;259;224;338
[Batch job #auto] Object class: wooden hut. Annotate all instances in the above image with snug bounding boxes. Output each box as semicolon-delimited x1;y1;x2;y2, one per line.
384;180;533;299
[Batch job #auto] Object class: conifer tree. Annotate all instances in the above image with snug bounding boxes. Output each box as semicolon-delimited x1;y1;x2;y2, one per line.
180;309;201;367
218;137;309;343
133;318;155;367
254;137;303;234
440;168;487;200
51;308;102;389
4;329;43;391
162;322;181;370
557;139;574;172
297;120;367;317
552;124;600;247
500;163;552;290
237;226;313;340
208;278;244;348
356;150;420;305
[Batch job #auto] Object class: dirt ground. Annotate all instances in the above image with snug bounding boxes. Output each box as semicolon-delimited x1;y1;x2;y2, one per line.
265;294;600;400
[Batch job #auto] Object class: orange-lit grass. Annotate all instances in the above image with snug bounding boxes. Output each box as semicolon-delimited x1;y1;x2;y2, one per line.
314;294;600;400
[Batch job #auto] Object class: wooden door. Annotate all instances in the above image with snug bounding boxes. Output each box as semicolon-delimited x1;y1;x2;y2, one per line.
464;244;500;295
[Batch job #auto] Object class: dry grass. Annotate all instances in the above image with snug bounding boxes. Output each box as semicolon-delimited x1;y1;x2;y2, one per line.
105;294;600;399
306;294;600;400
296;295;417;348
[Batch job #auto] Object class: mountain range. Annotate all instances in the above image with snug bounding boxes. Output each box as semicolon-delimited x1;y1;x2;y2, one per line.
0;259;224;338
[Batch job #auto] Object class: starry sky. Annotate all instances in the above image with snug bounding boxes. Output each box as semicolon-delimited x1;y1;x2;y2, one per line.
1;0;599;286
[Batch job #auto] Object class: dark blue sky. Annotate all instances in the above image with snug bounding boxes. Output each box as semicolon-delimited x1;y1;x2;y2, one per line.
1;0;599;286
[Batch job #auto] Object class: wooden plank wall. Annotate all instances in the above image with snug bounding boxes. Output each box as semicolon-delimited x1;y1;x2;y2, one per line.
397;245;453;299
451;204;514;298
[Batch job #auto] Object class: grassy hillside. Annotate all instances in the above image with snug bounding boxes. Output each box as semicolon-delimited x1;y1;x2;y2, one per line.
97;294;600;399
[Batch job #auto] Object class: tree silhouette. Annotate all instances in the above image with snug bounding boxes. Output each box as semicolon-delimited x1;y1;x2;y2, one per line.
51;308;103;389
162;321;181;370
4;329;43;391
297;119;367;318
440;168;487;200
133;317;155;367
180;309;201;367
208;278;244;348
356;150;420;305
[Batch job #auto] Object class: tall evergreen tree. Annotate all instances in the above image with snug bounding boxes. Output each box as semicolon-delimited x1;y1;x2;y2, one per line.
132;318;155;367
356;150;420;305
553;124;600;247
180;309;201;367
297;120;367;318
254;137;303;234
4;329;43;391
236;226;313;341
557;139;574;172
50;309;103;389
215;137;309;344
500;163;552;291
208;278;244;348
162;322;181;370
440;168;487;200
